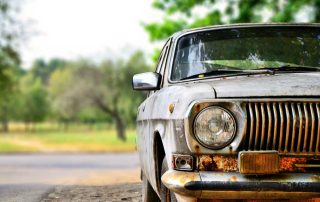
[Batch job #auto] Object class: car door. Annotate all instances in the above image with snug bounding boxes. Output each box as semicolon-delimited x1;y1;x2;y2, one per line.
137;39;172;190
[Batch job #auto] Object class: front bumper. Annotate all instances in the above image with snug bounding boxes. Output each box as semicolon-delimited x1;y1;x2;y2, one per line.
161;170;320;199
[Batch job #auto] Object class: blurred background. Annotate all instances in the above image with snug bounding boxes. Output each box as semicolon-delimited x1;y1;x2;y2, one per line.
1;0;320;152
0;0;320;201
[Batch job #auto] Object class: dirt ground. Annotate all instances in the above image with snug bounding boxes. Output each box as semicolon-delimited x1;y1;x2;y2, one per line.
41;169;142;202
41;183;142;202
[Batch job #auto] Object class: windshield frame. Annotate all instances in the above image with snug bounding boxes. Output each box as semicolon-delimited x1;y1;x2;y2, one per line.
167;23;320;84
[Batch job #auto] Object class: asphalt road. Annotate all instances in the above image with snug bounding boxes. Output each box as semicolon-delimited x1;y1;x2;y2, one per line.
0;153;140;202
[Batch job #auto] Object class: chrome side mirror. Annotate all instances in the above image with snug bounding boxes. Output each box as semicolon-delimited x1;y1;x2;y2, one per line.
132;72;161;91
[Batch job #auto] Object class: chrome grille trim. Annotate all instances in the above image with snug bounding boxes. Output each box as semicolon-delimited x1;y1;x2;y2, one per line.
266;103;272;149
297;104;303;152
309;103;316;152
254;103;260;150
284;103;290;152
245;101;320;155
290;103;297;152
316;103;320;152
248;103;254;150
272;103;278;150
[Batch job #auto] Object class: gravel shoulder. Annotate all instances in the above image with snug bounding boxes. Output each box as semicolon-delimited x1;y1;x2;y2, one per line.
41;183;142;202
41;169;142;202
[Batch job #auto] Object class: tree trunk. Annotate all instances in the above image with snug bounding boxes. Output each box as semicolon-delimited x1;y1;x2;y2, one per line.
63;121;69;131
93;97;127;141
1;118;8;132
114;114;126;142
25;121;29;131
1;106;9;132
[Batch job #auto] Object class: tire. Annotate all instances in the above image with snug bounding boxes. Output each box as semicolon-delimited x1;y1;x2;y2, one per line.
160;157;177;202
142;171;160;202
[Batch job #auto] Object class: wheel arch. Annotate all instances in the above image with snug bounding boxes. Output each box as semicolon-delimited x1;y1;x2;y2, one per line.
153;130;166;194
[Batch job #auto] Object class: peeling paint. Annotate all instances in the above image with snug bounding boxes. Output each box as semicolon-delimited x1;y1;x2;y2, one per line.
198;155;238;172
198;155;318;173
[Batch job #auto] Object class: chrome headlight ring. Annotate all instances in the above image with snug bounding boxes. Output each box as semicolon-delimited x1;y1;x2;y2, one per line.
193;106;237;150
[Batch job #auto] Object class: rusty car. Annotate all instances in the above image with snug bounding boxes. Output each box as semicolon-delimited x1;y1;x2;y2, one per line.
132;24;320;201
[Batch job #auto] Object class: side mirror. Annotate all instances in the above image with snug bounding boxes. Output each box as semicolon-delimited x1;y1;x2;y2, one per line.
132;72;161;91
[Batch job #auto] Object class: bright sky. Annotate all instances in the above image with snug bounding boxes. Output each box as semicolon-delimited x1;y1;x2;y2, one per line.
20;0;162;67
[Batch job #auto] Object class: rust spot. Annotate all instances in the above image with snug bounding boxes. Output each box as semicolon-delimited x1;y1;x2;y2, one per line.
280;157;307;172
195;104;201;113
198;155;238;172
169;103;174;113
229;175;237;182
199;155;217;171
213;155;238;172
311;174;320;181
194;145;200;154
198;155;315;173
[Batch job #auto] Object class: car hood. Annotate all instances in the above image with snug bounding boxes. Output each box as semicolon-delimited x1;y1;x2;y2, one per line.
208;72;320;98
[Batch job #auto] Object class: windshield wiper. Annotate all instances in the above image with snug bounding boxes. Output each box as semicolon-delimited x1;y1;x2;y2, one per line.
180;69;274;80
179;64;320;81
256;65;320;72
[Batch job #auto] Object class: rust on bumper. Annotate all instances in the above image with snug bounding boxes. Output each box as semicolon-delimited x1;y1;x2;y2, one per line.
161;170;320;199
198;155;319;173
198;155;238;172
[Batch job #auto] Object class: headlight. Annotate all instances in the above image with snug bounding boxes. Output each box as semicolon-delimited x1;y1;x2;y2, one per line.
194;106;236;149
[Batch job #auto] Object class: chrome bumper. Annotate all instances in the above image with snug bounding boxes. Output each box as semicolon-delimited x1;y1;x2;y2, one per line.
161;170;320;199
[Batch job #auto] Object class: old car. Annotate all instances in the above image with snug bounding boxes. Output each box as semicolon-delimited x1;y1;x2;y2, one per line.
132;24;320;202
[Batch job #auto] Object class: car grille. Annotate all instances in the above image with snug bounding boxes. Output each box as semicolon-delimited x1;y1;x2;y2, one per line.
244;101;320;155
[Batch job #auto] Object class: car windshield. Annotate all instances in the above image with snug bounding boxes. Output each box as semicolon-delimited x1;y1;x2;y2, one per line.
171;26;320;81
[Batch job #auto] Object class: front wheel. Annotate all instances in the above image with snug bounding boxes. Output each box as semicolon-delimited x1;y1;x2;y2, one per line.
160;157;177;202
142;171;160;202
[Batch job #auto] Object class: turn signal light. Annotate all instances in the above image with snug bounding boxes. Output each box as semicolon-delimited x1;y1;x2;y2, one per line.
239;151;279;175
172;154;194;171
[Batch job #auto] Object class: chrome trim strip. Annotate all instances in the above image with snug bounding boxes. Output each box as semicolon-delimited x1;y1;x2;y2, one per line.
248;103;254;150
266;103;272;149
272;103;278;150
303;103;310;152
279;103;284;152
309;103;316;152
254;103;260;150
284;103;290;152
316;103;320;153
260;103;266;150
291;103;297;152
297;103;303;152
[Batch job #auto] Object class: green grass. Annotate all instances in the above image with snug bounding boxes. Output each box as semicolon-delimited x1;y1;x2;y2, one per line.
0;123;136;153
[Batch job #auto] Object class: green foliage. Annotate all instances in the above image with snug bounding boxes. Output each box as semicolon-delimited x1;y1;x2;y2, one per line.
18;74;49;123
30;58;66;85
146;0;320;41
144;18;186;41
49;61;83;121
0;0;21;131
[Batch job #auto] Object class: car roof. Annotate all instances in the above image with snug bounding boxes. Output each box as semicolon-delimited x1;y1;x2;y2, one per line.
170;23;320;40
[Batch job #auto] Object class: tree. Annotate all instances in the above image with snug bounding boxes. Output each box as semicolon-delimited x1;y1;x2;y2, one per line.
145;0;320;42
31;58;66;85
49;63;81;128
18;74;49;129
48;52;150;141
0;0;21;132
94;52;150;140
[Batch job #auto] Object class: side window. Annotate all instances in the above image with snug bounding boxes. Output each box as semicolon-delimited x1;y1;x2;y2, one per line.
155;50;165;73
148;40;171;96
